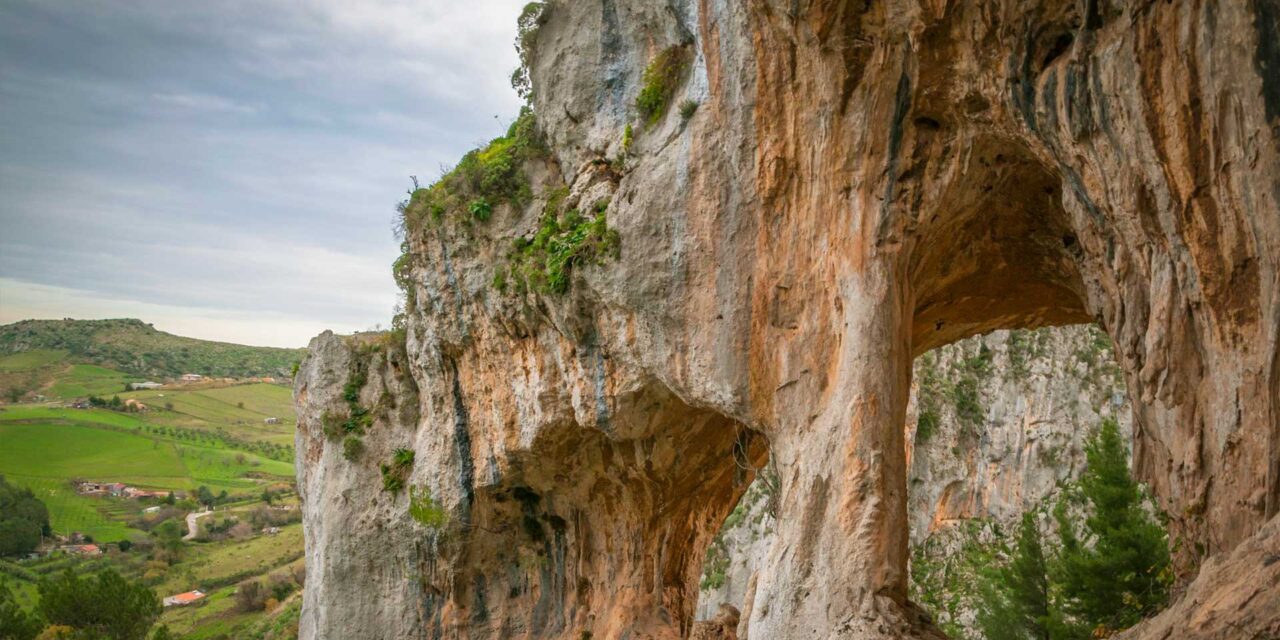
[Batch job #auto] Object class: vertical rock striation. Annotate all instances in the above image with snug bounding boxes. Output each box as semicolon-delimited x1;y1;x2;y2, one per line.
695;325;1134;636
295;1;1280;638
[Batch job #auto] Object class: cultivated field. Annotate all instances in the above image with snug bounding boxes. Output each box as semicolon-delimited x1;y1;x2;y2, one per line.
0;329;306;638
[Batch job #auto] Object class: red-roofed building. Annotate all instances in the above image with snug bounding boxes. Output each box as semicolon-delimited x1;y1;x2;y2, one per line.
163;590;206;607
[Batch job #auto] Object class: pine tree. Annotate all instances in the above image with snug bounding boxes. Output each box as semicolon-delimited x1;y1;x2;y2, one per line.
1053;418;1170;636
977;512;1052;640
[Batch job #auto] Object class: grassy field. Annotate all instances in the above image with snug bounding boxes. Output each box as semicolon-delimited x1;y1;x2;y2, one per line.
0;408;294;541
46;364;136;398
157;525;304;596
124;383;297;448
0;349;67;372
0;332;305;639
0;420;189;480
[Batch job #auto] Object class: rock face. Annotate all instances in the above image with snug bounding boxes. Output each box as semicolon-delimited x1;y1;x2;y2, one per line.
695;325;1134;634
294;1;1280;638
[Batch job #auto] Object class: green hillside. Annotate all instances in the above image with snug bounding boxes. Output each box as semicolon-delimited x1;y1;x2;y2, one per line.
0;320;306;638
0;407;295;542
0;318;305;379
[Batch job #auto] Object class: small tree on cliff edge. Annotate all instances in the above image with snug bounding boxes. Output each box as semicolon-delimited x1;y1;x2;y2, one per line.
976;512;1053;640
1053;418;1171;636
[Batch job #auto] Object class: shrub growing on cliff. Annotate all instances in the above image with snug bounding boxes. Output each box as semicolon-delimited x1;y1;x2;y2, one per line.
636;46;692;124
401;107;544;235
500;198;620;295
408;485;448;530
679;99;700;121
380;449;416;493
700;535;730;591
342;435;364;462
511;2;547;101
393;448;415;467
947;342;991;432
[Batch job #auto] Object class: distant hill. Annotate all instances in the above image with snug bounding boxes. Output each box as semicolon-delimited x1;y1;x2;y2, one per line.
0;319;305;380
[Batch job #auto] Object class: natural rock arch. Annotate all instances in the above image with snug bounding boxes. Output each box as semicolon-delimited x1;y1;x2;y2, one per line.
295;1;1278;638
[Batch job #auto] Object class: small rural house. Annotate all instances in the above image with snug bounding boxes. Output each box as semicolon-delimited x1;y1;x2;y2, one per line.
180;373;203;382
128;381;163;390
163;590;206;607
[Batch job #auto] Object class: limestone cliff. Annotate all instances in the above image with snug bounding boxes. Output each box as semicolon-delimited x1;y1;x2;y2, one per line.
295;1;1280;638
694;324;1134;634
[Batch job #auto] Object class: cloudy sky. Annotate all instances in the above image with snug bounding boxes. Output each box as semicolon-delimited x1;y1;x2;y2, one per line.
0;0;527;347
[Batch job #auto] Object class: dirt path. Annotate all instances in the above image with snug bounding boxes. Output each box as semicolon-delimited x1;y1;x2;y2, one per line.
183;510;212;540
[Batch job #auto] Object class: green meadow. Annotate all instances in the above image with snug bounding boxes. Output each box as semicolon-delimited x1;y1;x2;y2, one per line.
0;325;305;638
0;407;294;541
46;364;136;398
124;383;296;448
0;349;67;372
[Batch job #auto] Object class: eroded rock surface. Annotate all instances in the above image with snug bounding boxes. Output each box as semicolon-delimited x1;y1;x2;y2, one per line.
295;1;1280;638
695;325;1135;635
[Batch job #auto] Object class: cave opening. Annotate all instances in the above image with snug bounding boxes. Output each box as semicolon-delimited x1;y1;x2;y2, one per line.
908;134;1091;355
451;380;770;638
692;133;1140;635
692;322;1131;634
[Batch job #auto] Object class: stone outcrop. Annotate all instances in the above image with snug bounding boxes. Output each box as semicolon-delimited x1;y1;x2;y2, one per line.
695;325;1134;635
295;1;1280;638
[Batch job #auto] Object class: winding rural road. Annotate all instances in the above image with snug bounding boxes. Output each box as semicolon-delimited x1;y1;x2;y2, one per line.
183;510;212;541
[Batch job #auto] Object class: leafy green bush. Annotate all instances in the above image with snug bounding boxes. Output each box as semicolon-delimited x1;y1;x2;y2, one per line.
500;198;621;295
679;99;700;121
468;198;493;222
700;535;729;590
380;448;415;493
511;2;547;101
0;475;50;557
342;436;364;462
393;448;415;467
637;46;691;124
621;123;634;156
401;108;543;235
38;568;162;640
408;485;448;529
380;465;404;493
915;408;939;443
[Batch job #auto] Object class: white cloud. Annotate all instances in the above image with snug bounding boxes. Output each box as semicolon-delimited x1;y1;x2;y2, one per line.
152;91;261;114
0;1;530;346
